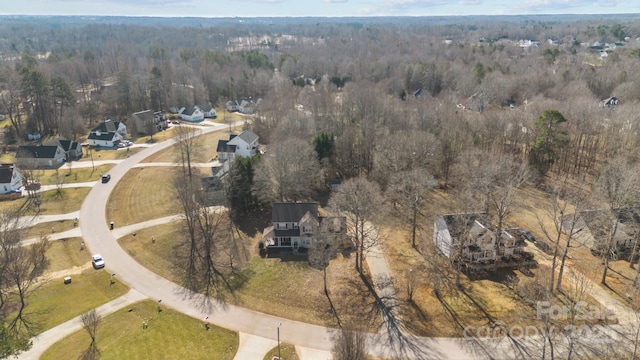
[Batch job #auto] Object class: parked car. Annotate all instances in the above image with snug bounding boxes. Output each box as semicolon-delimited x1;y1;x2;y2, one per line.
534;241;552;254
92;254;105;269
172;120;180;125
101;174;111;183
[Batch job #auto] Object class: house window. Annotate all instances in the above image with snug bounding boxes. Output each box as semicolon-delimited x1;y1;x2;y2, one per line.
293;223;299;229
281;237;291;246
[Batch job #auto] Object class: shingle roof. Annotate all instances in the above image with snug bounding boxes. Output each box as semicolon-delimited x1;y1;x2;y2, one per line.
182;105;198;116
92;120;123;133
198;103;213;112
0;164;15;183
88;132;117;141
44;137;79;152
16;145;61;159
236;130;259;144
272;203;318;223
132;110;155;123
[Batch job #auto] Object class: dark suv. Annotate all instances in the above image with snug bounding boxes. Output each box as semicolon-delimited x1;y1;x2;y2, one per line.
101;174;111;183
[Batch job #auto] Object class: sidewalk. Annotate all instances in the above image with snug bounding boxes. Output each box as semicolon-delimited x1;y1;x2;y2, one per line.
19;289;148;360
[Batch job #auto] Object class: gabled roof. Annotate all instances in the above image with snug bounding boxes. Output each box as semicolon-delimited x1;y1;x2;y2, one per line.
0;164;16;183
198;103;214;112
272;203;318;223
233;130;259;145
181;105;199;116
44;137;79;152
16;145;61;159
92;119;123;133
132;110;155;123
88;132;117;141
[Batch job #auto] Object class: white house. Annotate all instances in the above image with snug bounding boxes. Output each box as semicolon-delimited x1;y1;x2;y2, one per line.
177;103;216;122
433;214;526;264
225;98;260;114
16;145;66;169
88;119;126;147
216;130;259;161
0;164;23;194
178;106;205;122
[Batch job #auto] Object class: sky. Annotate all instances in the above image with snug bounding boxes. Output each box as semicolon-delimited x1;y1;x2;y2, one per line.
2;0;639;17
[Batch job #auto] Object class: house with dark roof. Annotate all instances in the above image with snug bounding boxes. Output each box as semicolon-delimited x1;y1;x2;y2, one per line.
88;119;127;147
262;203;347;250
15;144;66;169
176;103;216;122
131;110;166;135
216;130;259;161
561;208;638;254
600;96;620;108
44;137;82;160
0;164;23;194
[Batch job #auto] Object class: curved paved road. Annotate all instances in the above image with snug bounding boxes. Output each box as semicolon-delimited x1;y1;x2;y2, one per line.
75;122;483;359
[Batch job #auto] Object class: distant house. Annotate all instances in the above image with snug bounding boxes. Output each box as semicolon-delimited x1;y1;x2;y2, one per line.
0;164;23;194
16;144;66;169
216;130;259;161
88;119;127;147
262;203;347;250
226;98;260;114
44;137;83;160
561;208;638;253
433;213;528;266
131;110;166;135
176;103;216;122
601;96;620;108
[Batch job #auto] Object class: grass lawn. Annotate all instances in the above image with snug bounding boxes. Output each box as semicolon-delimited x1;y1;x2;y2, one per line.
106;167;180;226
41;300;238;360
13;270;128;334
142;125;242;163
118;223;184;281
78;147;144;161
0;188;90;215
23;220;76;239
118;221;380;331
43;237;89;274
263;343;299;360
27;164;114;185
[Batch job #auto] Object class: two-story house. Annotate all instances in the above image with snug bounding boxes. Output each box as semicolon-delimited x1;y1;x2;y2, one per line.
263;203;347;251
216;130;259;161
88;119;127;147
433;213;526;265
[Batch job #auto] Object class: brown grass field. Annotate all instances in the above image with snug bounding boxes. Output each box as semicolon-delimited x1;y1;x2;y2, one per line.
106;167;180;226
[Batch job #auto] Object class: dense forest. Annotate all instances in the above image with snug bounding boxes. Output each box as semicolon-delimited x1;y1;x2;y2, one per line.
2;15;640;179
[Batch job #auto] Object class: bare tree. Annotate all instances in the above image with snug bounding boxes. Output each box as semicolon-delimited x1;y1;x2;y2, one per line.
253;138;320;203
174;124;203;178
594;156;640;285
0;210;49;343
386;168;437;249
81;309;101;348
331;326;368;360
172;170;242;301
537;184;589;293
329;177;384;275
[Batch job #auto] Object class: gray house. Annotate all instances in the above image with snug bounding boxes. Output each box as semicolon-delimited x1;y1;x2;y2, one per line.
16;144;66;169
